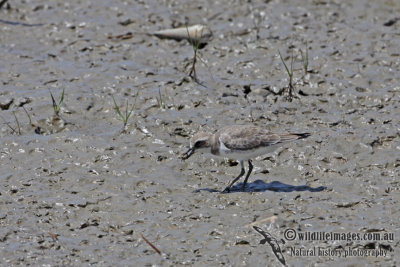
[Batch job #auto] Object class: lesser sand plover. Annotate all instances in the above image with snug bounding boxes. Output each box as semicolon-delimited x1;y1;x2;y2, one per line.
181;125;310;193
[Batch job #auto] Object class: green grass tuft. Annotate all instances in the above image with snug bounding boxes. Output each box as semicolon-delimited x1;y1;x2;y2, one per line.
112;92;138;127
278;49;296;100
50;88;65;116
22;106;34;127
12;111;21;135
278;50;294;89
300;41;309;76
156;88;167;109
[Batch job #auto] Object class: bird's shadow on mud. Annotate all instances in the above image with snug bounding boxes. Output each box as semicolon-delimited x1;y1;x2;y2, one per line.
194;180;327;193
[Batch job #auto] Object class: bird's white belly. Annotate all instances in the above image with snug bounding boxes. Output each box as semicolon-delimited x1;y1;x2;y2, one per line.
218;141;279;160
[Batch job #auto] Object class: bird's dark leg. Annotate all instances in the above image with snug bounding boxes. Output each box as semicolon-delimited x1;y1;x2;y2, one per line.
221;160;245;193
242;160;253;190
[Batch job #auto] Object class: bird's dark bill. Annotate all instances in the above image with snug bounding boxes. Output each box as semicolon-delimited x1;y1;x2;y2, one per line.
180;148;194;160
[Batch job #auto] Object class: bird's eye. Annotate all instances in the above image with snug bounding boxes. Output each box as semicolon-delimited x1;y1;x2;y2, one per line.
194;140;205;148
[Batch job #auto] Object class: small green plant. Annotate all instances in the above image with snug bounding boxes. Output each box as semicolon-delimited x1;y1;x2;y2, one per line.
111;92;138;127
0;112;20;135
0;115;14;133
278;50;295;100
50;88;65;116
278;50;294;89
300;42;309;76
22;106;34;127
186;25;203;83
156;88;167;109
12;111;21;135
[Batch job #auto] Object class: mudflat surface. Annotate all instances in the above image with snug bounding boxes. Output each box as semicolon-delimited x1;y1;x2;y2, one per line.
0;0;399;266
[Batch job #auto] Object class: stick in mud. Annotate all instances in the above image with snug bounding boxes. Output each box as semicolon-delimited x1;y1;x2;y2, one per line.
140;234;161;255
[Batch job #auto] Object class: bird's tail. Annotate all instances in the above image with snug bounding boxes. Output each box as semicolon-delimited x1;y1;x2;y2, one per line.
294;133;311;139
280;133;311;142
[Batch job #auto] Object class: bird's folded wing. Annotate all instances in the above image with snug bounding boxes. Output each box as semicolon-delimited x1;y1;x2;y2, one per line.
220;131;282;151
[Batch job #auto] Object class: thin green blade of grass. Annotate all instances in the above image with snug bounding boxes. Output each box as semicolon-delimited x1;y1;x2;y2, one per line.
157;88;166;109
159;88;163;109
127;92;139;117
305;41;309;70
111;95;126;123
0;114;17;134
278;50;292;78
50;88;65;115
300;42;309;74
12;111;21;135
156;88;161;108
22;106;33;126
290;50;294;75
50;91;58;113
126;106;134;120
58;88;65;108
4;122;16;134
193;28;202;51
125;99;129;122
163;89;166;109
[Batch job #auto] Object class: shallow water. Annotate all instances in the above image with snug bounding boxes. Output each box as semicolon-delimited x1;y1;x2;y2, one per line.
0;0;399;266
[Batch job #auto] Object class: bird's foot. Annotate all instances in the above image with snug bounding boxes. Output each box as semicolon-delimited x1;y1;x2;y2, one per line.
220;187;230;194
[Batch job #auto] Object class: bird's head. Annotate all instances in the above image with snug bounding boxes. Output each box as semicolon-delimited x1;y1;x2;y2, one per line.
180;132;212;160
